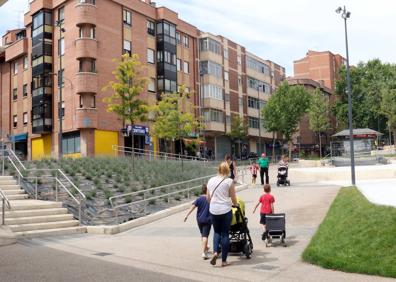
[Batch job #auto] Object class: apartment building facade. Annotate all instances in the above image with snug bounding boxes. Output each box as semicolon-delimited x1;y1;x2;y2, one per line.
0;0;285;160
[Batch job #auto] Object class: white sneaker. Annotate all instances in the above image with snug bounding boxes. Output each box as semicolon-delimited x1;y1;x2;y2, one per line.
201;252;209;260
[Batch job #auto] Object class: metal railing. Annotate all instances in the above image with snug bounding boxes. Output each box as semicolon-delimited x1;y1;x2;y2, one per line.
0;188;11;225
112;145;209;162
0;148;86;224
108;167;250;224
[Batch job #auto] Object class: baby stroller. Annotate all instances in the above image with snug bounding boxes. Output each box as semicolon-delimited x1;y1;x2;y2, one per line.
276;165;290;186
229;198;253;258
264;213;287;247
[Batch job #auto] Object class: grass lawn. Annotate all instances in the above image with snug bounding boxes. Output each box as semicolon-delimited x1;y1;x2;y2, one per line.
302;187;396;278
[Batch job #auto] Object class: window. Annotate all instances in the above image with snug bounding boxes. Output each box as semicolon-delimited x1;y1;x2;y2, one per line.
238;76;242;87
61;101;65;117
237;55;241;65
246;56;270;75
148;78;155;92
23;112;28;125
224;49;228;60
147;20;155;36
58;69;64;87
224;71;229;81
176;32;181;44
199;38;221;55
123;40;131;55
90;27;96;39
176;59;181;71
23;84;28;97
248;97;265;109
23;56;28;70
183;35;189;48
203;109;223;123
202;84;223;100
226;115;231;125
78;0;95;3
200;61;222;79
58;7;64;22
147;48;155;64
247;76;270;93
183;61;189;74
12;61;18;75
58;38;65;56
248;116;259;129
123;10;131;25
13;115;17;128
62;132;81;155
13;88;17;100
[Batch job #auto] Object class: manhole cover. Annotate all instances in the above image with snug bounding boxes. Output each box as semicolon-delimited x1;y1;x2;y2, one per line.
93;252;113;257
253;264;278;271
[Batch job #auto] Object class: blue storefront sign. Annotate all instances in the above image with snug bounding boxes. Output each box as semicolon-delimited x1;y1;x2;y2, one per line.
10;133;28;142
125;125;151;145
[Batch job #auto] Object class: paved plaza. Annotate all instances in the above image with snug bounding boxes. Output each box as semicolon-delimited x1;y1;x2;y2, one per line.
1;166;395;281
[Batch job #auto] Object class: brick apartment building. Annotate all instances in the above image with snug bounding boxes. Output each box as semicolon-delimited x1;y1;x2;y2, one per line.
0;0;285;160
290;50;346;155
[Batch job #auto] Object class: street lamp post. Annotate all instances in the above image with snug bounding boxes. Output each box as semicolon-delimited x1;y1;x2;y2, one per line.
336;6;356;185
56;19;65;159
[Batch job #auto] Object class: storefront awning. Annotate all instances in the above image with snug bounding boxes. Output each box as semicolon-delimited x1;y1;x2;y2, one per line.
183;138;206;145
332;128;382;139
10;133;28;142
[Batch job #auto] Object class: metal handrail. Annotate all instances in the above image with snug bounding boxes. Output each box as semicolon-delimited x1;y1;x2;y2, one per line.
1;148;85;224
112;145;208;162
109;174;215;207
0;188;11;225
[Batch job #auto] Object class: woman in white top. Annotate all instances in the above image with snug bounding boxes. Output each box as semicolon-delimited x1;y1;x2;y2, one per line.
207;161;238;267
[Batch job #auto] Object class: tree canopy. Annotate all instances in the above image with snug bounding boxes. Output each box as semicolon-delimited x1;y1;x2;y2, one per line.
103;54;148;125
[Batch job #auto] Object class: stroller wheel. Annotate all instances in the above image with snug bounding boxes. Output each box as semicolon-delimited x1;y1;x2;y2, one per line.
243;242;252;259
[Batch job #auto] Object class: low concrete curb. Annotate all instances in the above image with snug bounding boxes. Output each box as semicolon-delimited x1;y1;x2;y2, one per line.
0;226;17;246
87;183;249;235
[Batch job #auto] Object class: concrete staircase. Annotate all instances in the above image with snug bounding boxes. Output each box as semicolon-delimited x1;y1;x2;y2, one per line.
0;176;86;238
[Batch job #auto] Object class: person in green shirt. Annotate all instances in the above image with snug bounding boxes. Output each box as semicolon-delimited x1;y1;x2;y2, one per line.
258;153;270;185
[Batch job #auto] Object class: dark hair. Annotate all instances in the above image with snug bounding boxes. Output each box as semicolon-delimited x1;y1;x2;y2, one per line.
225;154;231;161
264;184;271;193
201;184;207;195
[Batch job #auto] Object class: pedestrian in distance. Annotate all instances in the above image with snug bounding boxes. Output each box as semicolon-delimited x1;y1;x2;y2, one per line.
253;184;275;243
249;161;259;185
184;184;211;260
258;153;270;185
225;154;237;182
207;161;238;267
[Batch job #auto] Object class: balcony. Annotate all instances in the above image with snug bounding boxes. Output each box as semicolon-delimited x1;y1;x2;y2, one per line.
203;98;224;110
75;2;97;26
76;107;98;129
5;38;28;62
75;38;97;59
248;128;273;138
75;72;98;93
204;121;225;132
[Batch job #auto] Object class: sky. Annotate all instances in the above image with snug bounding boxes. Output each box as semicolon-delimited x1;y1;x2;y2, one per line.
1;0;395;75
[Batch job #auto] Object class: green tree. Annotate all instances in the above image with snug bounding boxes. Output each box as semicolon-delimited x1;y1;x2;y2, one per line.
262;94;282;160
380;88;396;145
308;89;330;158
228;115;247;158
334;59;396;133
150;87;203;155
263;82;310;159
103;54;148;164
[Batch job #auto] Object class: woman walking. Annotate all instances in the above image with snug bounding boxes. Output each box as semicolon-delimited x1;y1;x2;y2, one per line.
207;161;238;267
225;154;237;181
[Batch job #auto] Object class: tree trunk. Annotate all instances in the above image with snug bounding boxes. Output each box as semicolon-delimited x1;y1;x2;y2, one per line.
272;132;276;163
319;132;322;159
131;128;135;170
288;140;292;160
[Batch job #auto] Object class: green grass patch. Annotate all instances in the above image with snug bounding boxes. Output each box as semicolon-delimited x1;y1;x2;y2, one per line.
302;187;396;278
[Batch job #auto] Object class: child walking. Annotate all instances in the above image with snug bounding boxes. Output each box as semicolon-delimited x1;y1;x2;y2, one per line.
184;184;211;259
250;161;259;185
253;184;275;241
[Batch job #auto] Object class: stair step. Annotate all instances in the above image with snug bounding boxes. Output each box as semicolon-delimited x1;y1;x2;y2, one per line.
0;176;14;180
2;189;25;195
0;185;22;190
0;180;18;185
5;214;74;225
1;208;68;218
15;226;87;239
0;200;62;211
5;194;29;200
9;220;79;232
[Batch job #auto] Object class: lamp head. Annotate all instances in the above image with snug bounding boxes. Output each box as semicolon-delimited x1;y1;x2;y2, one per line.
335;7;342;14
